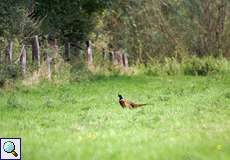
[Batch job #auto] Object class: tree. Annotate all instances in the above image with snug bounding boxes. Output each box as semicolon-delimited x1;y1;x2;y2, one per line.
0;0;39;39
33;0;113;43
102;0;230;62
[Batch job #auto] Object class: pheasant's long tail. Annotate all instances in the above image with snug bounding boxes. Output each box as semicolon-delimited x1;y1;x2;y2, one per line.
133;103;149;108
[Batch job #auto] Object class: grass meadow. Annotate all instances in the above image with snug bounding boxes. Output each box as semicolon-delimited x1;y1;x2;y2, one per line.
0;74;230;160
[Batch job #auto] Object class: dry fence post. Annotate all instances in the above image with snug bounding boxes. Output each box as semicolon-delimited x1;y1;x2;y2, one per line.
64;42;71;61
32;35;40;66
116;50;123;66
5;39;13;64
75;41;81;58
46;52;52;81
108;51;114;63
112;51;118;65
51;39;59;57
54;39;58;48
20;45;27;77
53;39;60;72
122;53;129;69
102;48;107;60
86;40;93;65
0;52;1;64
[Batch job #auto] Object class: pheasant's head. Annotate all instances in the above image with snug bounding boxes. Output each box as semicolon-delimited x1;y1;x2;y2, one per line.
118;94;123;100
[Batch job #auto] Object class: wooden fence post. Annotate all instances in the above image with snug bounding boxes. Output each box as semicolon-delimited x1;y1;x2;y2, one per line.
86;40;93;65
112;51;118;65
0;50;2;64
122;53;129;69
116;50;123;66
64;42;71;61
32;35;40;66
53;39;59;57
102;48;106;60
5;39;13;64
108;51;114;63
46;52;52;80
20;45;27;77
75;41;81;58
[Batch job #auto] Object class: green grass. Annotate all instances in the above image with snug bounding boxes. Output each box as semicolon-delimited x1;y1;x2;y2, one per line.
0;74;230;160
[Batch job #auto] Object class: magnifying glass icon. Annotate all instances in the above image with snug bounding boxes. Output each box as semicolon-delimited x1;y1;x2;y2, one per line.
3;141;18;157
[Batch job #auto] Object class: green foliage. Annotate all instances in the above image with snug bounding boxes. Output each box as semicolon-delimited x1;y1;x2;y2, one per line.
70;62;94;82
34;0;112;42
0;0;39;38
0;64;21;87
183;56;230;76
162;57;182;75
103;0;230;61
143;56;229;76
144;58;181;76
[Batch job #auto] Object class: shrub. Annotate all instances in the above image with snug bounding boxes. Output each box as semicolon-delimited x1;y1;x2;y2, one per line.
144;56;229;76
183;56;229;76
162;57;182;75
70;62;94;82
144;63;161;76
0;64;21;87
144;57;181;76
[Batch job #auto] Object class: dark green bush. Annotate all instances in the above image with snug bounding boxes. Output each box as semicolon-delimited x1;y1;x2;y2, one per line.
0;64;21;87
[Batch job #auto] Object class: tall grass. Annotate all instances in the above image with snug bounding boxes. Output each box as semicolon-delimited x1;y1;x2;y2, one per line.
144;56;230;76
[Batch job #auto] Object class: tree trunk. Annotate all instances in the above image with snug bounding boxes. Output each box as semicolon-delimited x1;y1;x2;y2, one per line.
86;40;93;65
20;45;27;77
201;0;211;55
216;0;226;55
5;39;13;64
64;42;71;61
32;35;40;66
122;53;129;69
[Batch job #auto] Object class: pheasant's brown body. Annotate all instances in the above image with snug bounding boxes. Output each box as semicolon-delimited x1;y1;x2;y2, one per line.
118;94;147;109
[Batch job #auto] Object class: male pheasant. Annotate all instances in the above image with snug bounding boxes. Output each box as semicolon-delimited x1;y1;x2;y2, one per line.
118;94;147;109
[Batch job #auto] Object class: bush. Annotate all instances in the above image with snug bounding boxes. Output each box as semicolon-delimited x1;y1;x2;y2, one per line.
70;62;94;82
144;57;181;76
144;56;229;76
0;64;21;87
162;57;182;75
143;63;161;76
183;56;229;76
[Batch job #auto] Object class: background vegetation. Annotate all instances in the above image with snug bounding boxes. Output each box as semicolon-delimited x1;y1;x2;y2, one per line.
0;1;230;160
